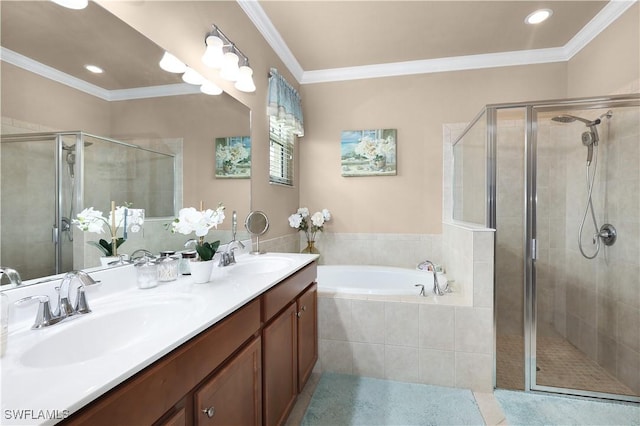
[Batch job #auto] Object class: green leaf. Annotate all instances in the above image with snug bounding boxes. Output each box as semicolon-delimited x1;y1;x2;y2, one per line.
196;240;220;262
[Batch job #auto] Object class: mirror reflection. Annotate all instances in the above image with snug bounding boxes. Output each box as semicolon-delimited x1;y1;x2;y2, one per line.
0;1;251;282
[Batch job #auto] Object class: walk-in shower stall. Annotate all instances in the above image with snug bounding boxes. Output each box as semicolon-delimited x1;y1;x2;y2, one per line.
0;131;176;280
453;94;640;402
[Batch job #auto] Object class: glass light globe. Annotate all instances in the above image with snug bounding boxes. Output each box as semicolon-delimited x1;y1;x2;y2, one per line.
182;67;206;85
159;52;187;74
235;66;256;93
219;52;240;82
202;35;224;69
200;80;223;95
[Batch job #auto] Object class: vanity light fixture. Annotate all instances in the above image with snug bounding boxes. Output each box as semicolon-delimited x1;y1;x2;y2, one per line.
200;80;223;96
182;67;206;85
235;58;256;93
159;52;187;74
525;8;553;24
84;64;103;74
50;0;88;10
202;24;256;92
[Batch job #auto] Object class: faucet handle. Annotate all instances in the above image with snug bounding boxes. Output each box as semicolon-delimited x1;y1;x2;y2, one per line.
15;295;59;329
74;286;92;314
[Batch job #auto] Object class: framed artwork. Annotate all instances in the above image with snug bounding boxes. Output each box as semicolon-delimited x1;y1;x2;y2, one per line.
340;129;397;176
215;136;251;178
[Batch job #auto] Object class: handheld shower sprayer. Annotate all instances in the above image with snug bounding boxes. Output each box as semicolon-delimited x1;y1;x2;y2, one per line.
551;110;615;260
551;114;604;165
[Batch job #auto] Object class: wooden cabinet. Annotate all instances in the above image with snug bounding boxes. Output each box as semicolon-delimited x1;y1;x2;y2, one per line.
63;261;317;426
262;263;318;426
194;336;262;426
297;283;318;392
63;299;261;426
263;303;298;426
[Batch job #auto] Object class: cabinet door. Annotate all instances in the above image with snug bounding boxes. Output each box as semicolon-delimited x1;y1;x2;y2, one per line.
263;303;298;426
297;284;318;392
194;337;262;426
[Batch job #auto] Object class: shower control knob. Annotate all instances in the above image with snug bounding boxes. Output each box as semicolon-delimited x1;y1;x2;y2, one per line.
598;224;617;246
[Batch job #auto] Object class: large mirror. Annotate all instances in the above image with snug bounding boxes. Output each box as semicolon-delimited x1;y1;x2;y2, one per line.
0;1;251;282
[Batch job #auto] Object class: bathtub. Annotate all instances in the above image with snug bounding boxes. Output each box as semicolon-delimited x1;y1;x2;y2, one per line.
316;265;435;296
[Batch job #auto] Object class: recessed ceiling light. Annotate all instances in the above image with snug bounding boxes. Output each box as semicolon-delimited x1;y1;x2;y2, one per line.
525;9;553;25
85;65;104;74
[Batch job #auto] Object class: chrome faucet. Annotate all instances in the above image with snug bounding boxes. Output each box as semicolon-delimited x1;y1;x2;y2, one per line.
130;249;155;261
16;270;98;329
421;260;449;296
0;267;22;287
219;211;245;267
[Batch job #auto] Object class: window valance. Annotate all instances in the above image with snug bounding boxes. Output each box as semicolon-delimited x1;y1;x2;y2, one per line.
268;68;304;137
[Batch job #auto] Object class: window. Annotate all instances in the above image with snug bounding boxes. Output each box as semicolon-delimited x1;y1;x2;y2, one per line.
269;117;294;186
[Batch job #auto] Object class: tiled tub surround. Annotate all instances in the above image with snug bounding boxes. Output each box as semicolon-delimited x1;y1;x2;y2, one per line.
317;223;495;392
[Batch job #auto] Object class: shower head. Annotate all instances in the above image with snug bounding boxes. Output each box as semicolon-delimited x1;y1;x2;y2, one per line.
551;114;600;127
62;142;93;151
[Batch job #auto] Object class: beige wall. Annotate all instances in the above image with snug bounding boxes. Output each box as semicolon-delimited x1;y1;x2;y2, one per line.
1;62;111;135
98;0;301;239
567;3;640;97
300;64;567;234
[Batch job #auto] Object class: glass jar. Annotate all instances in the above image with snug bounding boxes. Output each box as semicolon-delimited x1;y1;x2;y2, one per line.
157;254;179;282
180;251;197;275
135;257;158;289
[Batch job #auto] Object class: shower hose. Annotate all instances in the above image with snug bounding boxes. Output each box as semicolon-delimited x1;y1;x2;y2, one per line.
578;144;600;259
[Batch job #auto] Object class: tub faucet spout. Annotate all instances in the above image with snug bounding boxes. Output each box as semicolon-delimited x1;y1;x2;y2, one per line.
422;260;447;296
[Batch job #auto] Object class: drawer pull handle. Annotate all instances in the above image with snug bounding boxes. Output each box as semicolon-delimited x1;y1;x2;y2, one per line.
202;407;215;418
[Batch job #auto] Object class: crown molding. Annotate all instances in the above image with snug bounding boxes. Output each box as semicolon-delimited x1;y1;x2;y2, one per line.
109;84;201;101
1;47;111;100
239;0;637;85
1;47;202;101
562;0;636;59
236;0;304;82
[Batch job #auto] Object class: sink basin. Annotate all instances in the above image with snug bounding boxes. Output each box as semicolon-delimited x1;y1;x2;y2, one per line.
230;256;293;275
20;294;203;368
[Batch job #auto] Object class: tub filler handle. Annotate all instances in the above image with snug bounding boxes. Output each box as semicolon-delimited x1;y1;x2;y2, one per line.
414;284;427;297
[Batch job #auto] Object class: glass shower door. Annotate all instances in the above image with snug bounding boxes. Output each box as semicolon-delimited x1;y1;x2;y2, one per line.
532;104;640;400
1;134;58;280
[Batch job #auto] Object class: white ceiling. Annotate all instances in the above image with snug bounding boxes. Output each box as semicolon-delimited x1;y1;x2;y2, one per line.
242;1;635;84
1;1;635;95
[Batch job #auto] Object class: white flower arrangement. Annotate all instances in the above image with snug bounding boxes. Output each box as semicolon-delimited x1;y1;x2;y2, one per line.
288;207;331;245
217;143;249;166
73;203;144;257
354;135;395;161
170;203;225;261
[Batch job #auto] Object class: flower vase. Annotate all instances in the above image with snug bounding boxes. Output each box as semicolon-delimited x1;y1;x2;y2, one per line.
190;260;214;284
301;240;320;255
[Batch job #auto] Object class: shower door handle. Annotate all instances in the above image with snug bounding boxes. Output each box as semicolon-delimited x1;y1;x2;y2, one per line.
52;226;59;244
531;239;537;261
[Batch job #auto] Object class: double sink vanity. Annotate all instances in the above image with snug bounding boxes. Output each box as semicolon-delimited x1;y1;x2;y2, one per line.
1;253;319;426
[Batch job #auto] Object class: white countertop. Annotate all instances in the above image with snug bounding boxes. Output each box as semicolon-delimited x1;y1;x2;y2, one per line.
0;253;317;425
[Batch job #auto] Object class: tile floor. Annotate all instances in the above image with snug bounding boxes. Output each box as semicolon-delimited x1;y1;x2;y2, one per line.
497;334;636;396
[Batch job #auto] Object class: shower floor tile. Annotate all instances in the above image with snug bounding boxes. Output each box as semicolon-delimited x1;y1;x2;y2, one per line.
497;334;637;397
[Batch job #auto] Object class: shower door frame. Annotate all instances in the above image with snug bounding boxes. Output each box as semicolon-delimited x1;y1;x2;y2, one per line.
1;131;177;276
485;93;640;403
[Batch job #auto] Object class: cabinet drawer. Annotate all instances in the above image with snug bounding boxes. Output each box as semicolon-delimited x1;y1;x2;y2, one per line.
64;299;261;426
262;262;317;323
